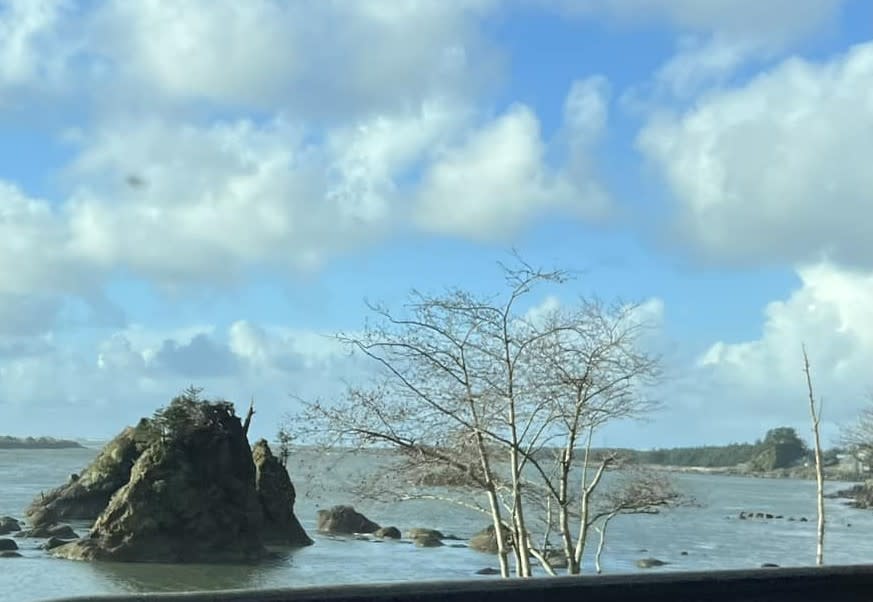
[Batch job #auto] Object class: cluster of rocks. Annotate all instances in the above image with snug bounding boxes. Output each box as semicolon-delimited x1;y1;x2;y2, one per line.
737;511;808;521
313;505;512;553
19;400;312;564
828;483;873;509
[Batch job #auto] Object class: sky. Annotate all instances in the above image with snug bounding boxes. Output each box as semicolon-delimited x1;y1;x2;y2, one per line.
0;0;872;448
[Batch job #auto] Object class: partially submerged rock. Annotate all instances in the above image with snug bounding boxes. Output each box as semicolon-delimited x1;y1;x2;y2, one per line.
406;528;444;540
16;524;78;539
53;402;265;563
469;524;513;554
41;537;71;550
0;538;18;551
636;557;668;569
43;392;311;563
413;532;444;548
251;439;313;546
374;526;401;539
316;505;380;534
0;517;20;535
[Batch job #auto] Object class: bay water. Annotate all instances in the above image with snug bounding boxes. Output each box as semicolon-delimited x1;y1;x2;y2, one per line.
2;445;873;601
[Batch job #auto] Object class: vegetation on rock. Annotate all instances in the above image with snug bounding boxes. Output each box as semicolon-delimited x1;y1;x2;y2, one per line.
29;387;310;563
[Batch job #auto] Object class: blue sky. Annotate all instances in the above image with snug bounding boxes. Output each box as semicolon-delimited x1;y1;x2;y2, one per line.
1;0;872;448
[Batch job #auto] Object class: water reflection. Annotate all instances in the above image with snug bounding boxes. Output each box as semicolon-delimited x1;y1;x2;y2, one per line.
84;551;297;594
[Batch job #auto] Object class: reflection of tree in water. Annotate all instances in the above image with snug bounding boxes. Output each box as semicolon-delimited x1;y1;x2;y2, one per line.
86;554;296;593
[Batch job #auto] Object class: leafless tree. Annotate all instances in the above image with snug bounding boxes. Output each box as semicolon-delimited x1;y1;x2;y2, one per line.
802;345;825;566
841;392;873;473
297;255;682;577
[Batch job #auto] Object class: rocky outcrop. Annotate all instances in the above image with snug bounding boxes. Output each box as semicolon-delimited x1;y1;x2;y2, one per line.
0;517;20;535
469;524;513;554
316;506;380;534
25;421;154;527
53;403;266;563
831;482;873;509
31;393;311;564
251;439;313;547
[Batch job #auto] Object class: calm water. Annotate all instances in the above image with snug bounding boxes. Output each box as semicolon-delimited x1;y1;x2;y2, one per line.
2;445;873;601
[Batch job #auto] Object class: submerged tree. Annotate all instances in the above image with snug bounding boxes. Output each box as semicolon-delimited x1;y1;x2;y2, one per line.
296;255;682;577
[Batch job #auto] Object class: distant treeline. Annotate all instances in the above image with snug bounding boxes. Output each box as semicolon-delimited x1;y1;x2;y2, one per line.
588;427;831;470
0;436;83;449
591;443;761;468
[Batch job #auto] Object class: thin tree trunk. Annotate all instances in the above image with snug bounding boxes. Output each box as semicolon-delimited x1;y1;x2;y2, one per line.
594;512;618;574
803;346;825;566
485;485;510;577
558;448;577;573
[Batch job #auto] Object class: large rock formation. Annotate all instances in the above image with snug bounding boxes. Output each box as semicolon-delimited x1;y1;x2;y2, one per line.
26;421;154;527
251;439;312;546
40;392;310;563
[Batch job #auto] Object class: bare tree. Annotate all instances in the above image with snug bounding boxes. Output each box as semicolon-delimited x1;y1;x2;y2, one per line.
297;255;681;577
802;345;825;566
841;393;873;474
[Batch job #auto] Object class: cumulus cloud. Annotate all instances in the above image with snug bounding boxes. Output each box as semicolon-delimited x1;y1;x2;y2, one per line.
0;0;77;104
415;79;612;240
2;0;502;119
695;262;873;441
638;42;873;268
0;320;365;438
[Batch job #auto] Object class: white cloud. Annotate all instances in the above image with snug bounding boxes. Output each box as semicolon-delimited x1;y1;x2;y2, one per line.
0;0;75;103
2;0;503;119
415;80;612;240
696;262;873;436
638;42;873;267
64;116;400;285
0;319;366;438
652;35;764;98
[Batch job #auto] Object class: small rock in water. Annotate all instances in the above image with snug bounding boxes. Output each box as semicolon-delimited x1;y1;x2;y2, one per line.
41;536;72;550
374;526;401;540
0;538;18;551
317;506;380;535
0;517;21;535
405;528;444;540
760;563;780;568
413;532;444;548
476;567;500;575
0;551;22;558
680;551;688;556
636;557;668;569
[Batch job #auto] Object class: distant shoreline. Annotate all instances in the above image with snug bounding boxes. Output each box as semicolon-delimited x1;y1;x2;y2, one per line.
641;463;862;482
0;436;84;450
